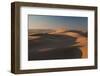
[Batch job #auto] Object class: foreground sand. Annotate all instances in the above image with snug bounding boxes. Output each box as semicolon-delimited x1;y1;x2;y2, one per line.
28;29;88;60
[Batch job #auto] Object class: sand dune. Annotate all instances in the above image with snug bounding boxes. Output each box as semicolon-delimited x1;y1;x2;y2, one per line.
49;28;88;58
28;36;41;40
64;32;80;37
76;36;88;58
28;28;88;60
49;28;67;34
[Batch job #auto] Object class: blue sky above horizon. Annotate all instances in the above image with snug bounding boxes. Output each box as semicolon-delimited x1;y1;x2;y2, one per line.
28;15;88;32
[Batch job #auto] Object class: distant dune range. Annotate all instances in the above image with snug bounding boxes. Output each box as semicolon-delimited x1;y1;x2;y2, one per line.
28;28;88;60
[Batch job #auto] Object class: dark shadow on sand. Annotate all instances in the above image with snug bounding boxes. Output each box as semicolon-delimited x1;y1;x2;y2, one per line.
28;33;82;60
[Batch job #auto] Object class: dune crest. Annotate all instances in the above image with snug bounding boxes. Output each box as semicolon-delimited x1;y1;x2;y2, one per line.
65;32;80;37
49;28;67;34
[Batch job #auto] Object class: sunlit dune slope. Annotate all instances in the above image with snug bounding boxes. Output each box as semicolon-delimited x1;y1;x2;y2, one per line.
49;28;67;34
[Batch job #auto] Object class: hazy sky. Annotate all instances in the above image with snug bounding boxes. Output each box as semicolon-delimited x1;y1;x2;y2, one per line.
28;15;88;31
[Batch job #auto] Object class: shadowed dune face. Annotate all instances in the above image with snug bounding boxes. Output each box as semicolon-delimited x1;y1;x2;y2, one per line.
28;28;88;60
49;29;88;58
66;32;88;58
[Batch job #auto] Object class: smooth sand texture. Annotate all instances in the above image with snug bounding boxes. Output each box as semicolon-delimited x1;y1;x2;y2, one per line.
28;29;88;60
